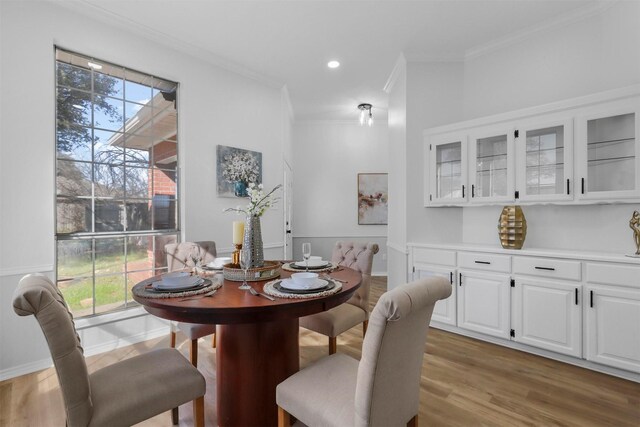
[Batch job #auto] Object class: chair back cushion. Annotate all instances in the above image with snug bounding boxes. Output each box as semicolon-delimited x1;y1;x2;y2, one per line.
13;274;93;426
331;241;379;316
354;277;452;426
165;241;217;271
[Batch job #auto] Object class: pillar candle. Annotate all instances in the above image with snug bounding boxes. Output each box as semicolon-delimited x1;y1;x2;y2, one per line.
232;221;245;244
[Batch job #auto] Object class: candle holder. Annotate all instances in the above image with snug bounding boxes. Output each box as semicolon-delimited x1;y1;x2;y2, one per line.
232;243;242;266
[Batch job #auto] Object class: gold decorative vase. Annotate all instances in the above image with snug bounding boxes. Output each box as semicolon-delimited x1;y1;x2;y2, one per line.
498;206;527;249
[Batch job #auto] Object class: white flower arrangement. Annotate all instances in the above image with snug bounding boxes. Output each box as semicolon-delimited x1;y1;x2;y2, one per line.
225;183;282;217
222;151;259;184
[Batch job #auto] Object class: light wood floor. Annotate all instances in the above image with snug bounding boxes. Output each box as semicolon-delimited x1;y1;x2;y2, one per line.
2;277;639;426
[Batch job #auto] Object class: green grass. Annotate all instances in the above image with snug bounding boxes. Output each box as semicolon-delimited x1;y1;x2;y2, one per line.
58;250;149;314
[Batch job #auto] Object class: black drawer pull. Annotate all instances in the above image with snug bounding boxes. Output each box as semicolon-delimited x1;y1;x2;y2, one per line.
535;266;555;271
575;288;578;305
567;178;570;195
449;272;453;285
590;290;594;308
581;177;585;194
462;185;465;198
475;261;491;265
459;273;462;286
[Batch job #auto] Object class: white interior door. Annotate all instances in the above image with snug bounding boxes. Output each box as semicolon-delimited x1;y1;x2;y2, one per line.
283;160;293;260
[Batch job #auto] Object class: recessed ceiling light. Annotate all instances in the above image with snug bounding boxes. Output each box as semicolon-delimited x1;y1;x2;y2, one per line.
327;60;340;69
88;61;103;70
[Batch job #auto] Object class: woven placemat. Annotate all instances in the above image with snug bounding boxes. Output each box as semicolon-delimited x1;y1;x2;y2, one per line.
132;278;221;299
281;262;337;273
263;279;342;299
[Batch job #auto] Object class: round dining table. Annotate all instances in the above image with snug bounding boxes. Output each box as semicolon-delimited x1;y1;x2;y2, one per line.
132;264;362;427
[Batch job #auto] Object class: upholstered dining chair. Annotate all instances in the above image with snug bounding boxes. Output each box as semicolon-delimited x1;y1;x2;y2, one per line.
299;241;379;354
13;274;205;427
165;241;218;367
277;276;452;427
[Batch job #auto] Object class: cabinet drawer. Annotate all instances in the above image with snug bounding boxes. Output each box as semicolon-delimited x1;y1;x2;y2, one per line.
413;247;456;266
513;257;581;281
586;263;640;288
458;252;510;273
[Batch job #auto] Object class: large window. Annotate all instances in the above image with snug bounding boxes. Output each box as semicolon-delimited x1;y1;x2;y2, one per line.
55;48;179;317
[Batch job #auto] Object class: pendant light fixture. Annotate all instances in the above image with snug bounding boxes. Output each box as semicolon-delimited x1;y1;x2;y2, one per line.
358;103;373;127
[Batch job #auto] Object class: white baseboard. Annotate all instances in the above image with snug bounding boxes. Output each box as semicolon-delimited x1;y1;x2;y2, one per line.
0;326;169;381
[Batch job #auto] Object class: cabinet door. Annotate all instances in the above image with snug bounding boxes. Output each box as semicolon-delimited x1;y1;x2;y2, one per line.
586;285;640;373
575;100;640;201
516;119;574;202
414;265;456;326
512;277;582;357
427;132;468;205
469;126;515;204
457;270;510;338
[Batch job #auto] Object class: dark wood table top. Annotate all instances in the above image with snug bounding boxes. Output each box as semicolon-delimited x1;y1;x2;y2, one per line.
132;265;362;324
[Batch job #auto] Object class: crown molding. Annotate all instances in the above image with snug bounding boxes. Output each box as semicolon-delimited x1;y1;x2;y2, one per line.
281;85;295;124
50;0;285;90
402;52;464;63
465;0;617;60
383;53;407;94
294;119;388;126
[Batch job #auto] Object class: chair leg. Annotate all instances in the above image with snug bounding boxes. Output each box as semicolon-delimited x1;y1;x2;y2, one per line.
278;405;291;427
329;336;337;355
407;414;418;427
190;339;198;367
171;407;179;425
194;396;204;427
363;320;368;337
212;333;216;348
170;331;177;348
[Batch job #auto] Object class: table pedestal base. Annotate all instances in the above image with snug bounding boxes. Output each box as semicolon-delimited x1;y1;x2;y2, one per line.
216;318;299;427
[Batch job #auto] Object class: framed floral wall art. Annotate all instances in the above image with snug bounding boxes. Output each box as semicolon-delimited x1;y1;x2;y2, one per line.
358;173;388;225
216;145;263;198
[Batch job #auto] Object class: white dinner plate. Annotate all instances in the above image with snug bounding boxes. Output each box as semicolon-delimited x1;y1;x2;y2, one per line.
280;278;329;291
153;276;203;290
294;260;329;268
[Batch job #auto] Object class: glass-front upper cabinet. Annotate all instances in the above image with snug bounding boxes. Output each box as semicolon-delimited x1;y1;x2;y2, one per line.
427;132;468;205
575;100;640;201
468;126;515;204
515;118;574;202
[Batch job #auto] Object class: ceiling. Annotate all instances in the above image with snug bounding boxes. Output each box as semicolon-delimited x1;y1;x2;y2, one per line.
72;0;601;122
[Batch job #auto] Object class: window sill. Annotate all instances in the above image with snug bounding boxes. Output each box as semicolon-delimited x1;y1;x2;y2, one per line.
74;306;158;330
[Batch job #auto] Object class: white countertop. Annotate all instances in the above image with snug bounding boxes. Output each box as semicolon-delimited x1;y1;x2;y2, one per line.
407;242;640;265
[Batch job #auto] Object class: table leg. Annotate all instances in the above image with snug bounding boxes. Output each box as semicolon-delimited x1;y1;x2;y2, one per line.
216;318;299;427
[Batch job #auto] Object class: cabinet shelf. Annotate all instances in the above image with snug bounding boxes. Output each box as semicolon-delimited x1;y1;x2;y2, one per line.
476;153;507;160
526;146;565;154
587;137;634;147
587;155;635;164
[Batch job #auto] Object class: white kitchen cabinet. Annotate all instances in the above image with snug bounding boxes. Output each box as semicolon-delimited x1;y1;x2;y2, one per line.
413;265;456;326
424;86;640;207
427;132;468;205
575;99;640;201
586;285;640;373
512;277;582;357
457;269;511;339
515;118;574;202
468;125;515;204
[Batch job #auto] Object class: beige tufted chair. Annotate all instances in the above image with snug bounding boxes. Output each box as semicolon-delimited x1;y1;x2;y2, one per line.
12;274;205;427
165;241;218;367
278;276;452;427
299;241;379;354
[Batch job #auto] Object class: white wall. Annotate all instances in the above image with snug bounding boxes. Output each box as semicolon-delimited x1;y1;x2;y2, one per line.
460;1;640;253
292;121;388;274
0;1;291;379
